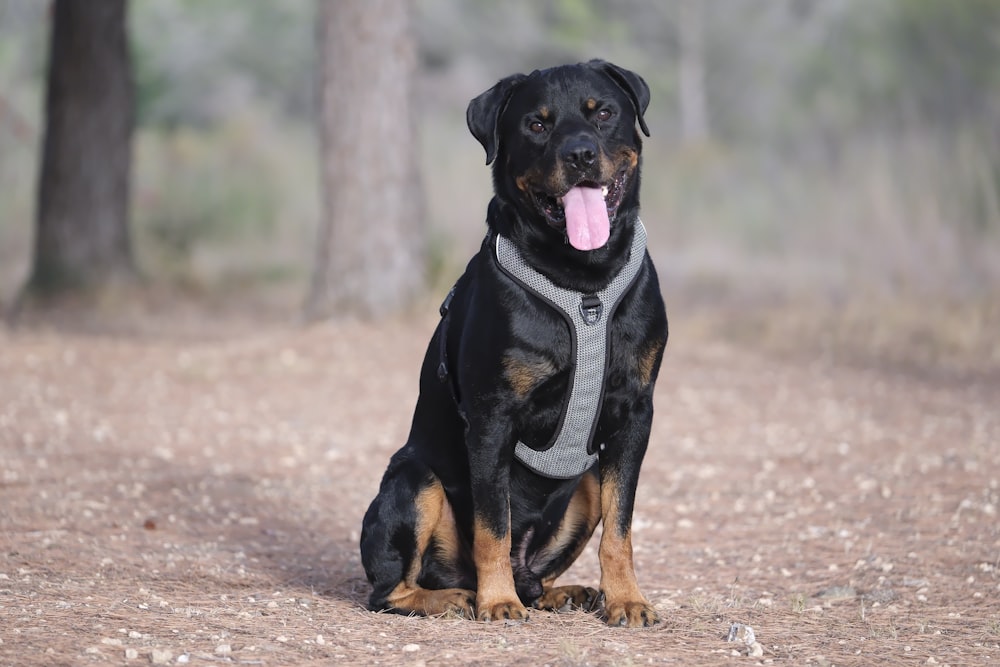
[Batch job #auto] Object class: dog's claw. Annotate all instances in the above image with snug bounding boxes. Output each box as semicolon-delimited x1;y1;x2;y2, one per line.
603;600;659;628
477;600;529;623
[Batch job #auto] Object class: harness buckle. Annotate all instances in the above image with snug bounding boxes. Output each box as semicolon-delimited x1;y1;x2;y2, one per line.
579;294;603;325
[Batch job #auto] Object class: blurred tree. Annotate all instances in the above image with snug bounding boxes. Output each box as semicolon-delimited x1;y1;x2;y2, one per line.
129;1;317;128
306;0;425;319
796;0;1000;137
677;0;709;144
24;0;135;296
885;0;1000;129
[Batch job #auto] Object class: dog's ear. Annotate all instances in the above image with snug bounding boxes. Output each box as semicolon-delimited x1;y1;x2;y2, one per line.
466;74;526;165
590;60;650;137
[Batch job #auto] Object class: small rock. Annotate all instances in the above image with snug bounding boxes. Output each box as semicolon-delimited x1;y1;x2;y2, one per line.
177;655;190;664
316;635;326;645
275;635;289;643
727;622;756;647
402;644;420;652
149;649;173;665
124;648;139;660
749;642;764;658
215;644;231;656
128;630;142;639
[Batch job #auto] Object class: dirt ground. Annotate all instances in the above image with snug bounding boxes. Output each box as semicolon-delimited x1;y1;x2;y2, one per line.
1;303;998;666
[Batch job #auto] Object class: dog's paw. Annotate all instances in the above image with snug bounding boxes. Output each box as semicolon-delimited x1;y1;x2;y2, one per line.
603;599;659;627
476;599;529;622
534;585;600;612
422;588;477;618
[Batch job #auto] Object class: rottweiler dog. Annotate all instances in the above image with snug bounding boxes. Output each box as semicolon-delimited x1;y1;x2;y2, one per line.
360;60;667;627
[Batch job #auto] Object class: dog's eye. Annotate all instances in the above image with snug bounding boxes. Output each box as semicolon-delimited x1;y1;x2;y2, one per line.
596;109;613;123
528;120;546;134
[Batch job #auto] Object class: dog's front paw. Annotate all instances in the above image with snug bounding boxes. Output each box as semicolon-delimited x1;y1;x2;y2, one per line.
477;598;529;622
603;599;659;627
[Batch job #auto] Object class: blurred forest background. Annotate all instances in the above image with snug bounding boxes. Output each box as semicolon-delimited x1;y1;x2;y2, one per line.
1;0;998;362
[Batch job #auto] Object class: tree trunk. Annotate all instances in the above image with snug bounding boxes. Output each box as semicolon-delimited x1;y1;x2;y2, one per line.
306;0;425;320
27;0;136;295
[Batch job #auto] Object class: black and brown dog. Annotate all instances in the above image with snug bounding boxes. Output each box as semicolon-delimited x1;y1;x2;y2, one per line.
360;60;667;627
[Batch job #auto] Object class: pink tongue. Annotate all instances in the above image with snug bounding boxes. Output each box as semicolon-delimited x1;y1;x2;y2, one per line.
562;186;610;251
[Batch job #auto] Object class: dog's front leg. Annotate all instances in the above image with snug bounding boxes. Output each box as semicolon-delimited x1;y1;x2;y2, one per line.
466;421;528;622
598;409;659;627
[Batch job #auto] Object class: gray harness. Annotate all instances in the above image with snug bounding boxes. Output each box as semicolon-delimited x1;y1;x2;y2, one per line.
494;222;648;479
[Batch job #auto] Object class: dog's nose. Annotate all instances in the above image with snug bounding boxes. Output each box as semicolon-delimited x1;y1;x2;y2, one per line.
561;138;598;171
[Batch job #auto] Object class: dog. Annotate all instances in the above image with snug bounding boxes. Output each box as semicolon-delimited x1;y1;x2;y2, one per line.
360;60;667;627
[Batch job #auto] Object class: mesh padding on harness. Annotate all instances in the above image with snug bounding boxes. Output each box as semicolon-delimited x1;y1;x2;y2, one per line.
495;222;647;479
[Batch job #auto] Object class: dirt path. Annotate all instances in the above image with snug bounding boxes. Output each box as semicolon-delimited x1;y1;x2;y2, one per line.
1;316;998;665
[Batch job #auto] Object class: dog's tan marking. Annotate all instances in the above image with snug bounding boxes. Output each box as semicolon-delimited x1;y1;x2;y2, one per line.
637;339;663;388
536;472;600;581
386;583;476;617
626;148;639;169
598;153;616;179
607;148;639;177
385;481;476;616
516;166;560;196
473;517;527;621
503;354;556;399
431;491;461;563
539;106;550;120
599;475;658;627
586;97;597;110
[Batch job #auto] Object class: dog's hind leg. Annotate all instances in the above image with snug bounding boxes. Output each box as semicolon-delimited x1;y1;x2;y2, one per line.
360;462;475;617
530;471;602;612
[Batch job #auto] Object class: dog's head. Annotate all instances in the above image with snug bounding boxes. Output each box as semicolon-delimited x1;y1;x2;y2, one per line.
467;60;650;253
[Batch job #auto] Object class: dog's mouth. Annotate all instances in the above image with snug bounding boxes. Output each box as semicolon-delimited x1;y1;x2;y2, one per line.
531;167;629;251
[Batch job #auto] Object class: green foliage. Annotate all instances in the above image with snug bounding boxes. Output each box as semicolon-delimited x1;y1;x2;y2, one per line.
796;0;1000;133
887;0;1000;126
128;0;316;128
134;125;276;268
130;105;319;286
130;37;171;128
546;0;628;48
3;0;1000;304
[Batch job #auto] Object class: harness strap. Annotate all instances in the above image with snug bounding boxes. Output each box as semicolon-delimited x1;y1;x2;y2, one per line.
494;222;647;479
437;286;456;383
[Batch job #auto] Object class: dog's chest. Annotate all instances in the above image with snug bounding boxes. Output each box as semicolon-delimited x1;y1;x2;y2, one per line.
510;315;638;429
495;225;647;479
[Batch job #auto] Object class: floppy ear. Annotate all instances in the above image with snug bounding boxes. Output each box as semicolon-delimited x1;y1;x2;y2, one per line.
466;73;526;165
590;60;650;137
